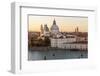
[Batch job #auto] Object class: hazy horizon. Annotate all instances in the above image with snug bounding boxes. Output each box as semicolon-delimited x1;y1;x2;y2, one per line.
28;15;88;32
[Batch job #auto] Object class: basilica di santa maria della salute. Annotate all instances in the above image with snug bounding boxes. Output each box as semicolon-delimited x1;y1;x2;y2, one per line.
40;19;63;38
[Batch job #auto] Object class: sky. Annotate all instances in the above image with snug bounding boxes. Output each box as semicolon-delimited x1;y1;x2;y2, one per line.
28;15;88;32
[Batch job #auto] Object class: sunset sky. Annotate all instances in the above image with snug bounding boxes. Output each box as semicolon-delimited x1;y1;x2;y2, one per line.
28;15;88;32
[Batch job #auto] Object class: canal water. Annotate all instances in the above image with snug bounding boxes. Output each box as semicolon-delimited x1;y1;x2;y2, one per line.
28;48;88;61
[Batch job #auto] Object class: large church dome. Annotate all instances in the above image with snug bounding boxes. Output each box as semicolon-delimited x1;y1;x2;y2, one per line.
51;24;59;30
50;19;59;34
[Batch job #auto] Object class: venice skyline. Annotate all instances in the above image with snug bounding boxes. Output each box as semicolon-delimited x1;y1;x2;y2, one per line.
28;15;88;32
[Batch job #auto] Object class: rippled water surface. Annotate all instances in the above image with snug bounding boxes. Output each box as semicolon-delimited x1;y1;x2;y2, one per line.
28;47;88;61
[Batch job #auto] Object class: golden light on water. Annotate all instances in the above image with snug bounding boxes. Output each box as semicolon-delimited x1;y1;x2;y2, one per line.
29;15;88;32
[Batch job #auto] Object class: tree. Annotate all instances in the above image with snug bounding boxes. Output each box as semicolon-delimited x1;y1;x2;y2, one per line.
44;37;50;46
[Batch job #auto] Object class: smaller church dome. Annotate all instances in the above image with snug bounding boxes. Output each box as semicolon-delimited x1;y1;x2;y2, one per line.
44;24;49;32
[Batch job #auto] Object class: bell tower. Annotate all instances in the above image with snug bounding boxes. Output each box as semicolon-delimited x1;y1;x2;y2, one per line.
40;24;44;34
